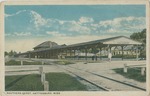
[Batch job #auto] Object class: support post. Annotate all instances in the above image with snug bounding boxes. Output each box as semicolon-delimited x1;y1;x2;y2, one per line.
45;52;47;59
141;67;146;76
41;72;45;84
105;47;107;56
29;53;31;59
21;61;23;66
39;66;43;75
84;47;88;64
37;53;39;58
42;61;44;65
121;46;124;60
65;50;68;58
85;47;87;61
74;49;76;60
123;64;128;73
39;52;41;58
70;48;72;59
77;49;80;60
109;46;112;53
99;47;102;60
136;45;139;61
49;51;51;59
44;81;49;91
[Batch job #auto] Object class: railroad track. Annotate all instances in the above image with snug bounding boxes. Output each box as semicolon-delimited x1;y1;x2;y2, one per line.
62;68;110;91
67;65;146;91
52;63;146;91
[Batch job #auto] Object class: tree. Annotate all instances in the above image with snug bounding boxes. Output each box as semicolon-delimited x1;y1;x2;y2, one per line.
5;51;9;56
130;29;146;58
5;50;18;57
130;29;146;44
9;50;14;56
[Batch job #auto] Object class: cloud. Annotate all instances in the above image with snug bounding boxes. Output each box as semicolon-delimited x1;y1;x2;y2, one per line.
5;33;11;36
46;31;66;37
98;16;145;33
23;11;93;35
14;32;31;36
78;17;94;24
30;11;47;30
59;20;65;25
5;10;146;38
58;20;92;34
67;22;91;34
5;10;27;17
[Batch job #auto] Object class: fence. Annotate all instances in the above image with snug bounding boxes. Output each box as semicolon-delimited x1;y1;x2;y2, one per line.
123;64;146;76
5;61;49;91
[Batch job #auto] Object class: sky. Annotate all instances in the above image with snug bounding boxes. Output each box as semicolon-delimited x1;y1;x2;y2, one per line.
5;5;146;52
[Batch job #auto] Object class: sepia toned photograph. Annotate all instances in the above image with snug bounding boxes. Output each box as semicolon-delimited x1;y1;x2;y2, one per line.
0;0;149;96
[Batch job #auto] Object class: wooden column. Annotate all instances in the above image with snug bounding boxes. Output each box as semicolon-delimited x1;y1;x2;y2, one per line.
55;50;57;59
73;49;76;60
70;48;72;59
39;52;41;58
85;47;87;61
29;53;31;59
45;52;47;59
65;49;68;59
77;48;80;60
104;47;107;56
136;45;139;61
99;47;102;60
59;49;62;59
54;50;56;59
48;51;50;59
121;46;124;60
41;52;43;58
109;46;112;53
37;53;39;58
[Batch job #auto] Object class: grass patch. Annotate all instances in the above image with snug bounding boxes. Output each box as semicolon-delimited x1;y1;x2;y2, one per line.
113;68;146;82
5;60;21;66
5;75;26;87
46;73;87;91
5;73;87;91
54;60;75;65
86;60;103;63
5;60;49;65
5;74;43;91
23;61;42;65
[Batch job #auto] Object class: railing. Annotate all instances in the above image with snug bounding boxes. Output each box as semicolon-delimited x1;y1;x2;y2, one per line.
5;60;49;91
123;64;146;76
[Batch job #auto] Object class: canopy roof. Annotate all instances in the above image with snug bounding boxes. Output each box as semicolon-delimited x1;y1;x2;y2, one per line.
20;36;142;54
103;36;142;45
65;36;142;48
33;41;60;49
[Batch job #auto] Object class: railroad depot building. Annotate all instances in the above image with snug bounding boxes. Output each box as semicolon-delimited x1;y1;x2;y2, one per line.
17;36;142;60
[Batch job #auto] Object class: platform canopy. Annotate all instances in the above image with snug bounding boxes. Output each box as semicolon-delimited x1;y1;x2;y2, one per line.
64;36;142;49
16;36;143;60
102;36;142;45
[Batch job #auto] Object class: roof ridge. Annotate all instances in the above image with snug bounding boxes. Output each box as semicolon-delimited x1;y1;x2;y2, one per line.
33;40;58;49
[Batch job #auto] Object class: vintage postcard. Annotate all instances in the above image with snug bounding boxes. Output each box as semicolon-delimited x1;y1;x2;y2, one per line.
0;0;149;96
